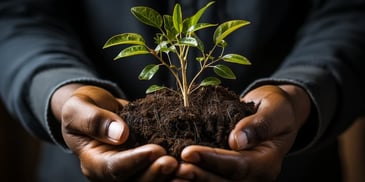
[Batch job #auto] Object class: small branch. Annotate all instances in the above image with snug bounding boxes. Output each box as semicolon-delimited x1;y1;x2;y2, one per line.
149;48;184;93
188;44;218;93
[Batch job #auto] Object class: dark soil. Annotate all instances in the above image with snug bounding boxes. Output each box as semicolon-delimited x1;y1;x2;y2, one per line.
119;86;256;159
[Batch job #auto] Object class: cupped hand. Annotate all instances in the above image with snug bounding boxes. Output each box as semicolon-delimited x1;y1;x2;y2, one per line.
174;84;311;182
51;84;178;182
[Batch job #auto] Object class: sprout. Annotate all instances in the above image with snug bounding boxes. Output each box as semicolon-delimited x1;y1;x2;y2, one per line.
103;1;251;107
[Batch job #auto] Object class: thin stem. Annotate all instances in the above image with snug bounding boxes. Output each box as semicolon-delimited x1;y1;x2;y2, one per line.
179;45;189;107
188;44;218;93
149;48;183;93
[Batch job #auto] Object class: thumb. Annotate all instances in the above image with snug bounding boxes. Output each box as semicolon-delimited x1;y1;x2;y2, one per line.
61;95;130;145
229;85;300;151
229;113;270;150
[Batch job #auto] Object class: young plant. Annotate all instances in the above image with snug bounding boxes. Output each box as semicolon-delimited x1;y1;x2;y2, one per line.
103;1;251;107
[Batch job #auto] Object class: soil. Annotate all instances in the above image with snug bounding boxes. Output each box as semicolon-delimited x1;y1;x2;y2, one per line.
119;86;256;159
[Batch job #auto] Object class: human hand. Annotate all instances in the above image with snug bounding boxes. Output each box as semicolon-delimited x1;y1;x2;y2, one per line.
51;84;178;182
174;85;311;181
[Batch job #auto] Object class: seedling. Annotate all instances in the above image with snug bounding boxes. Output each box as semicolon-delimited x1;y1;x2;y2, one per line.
103;1;251;107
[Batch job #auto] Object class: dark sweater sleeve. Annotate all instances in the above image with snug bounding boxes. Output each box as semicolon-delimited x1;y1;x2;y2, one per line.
0;1;124;149
243;0;365;154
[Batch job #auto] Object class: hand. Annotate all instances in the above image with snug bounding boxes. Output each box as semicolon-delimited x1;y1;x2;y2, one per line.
174;85;311;182
51;84;178;182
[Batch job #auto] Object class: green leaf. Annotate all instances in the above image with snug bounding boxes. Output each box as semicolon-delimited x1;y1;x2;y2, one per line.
155;41;168;52
199;77;221;86
187;23;217;33
146;84;166;94
168;45;177;53
213;64;236;79
217;39;227;48
194;35;205;52
196;56;204;62
213;20;250;45
172;3;183;33
131;6;163;28
114;45;149;60
155;41;177;54
139;64;160;80
178;37;198;47
182;17;193;33
190;1;215;25
184;1;215;33
222;54;251;65
103;33;145;49
163;15;178;40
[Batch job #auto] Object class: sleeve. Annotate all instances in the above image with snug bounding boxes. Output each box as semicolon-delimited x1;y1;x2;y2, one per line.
0;0;124;149
242;0;365;154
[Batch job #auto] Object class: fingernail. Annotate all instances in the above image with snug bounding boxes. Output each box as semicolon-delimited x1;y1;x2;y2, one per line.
181;149;200;162
186;152;200;163
235;131;248;150
107;121;123;141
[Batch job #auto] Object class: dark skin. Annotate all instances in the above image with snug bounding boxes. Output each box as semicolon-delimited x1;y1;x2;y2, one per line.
51;84;310;182
51;85;179;182
174;85;310;182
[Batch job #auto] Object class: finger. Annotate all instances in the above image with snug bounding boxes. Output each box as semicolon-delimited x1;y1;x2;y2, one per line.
136;155;178;182
62;95;129;146
181;145;247;180
171;179;190;182
79;144;167;182
229;113;271;150
181;145;282;181
230;87;295;150
229;111;294;151
175;162;230;182
117;98;129;107
73;85;124;112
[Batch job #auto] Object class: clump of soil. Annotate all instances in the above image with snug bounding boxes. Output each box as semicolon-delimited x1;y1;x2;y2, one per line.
119;86;256;159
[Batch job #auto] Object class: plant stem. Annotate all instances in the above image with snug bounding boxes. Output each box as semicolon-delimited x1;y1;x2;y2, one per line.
188;45;218;92
149;48;184;97
180;46;189;107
